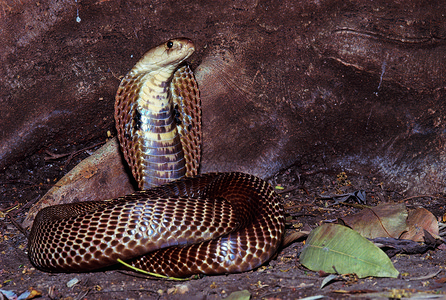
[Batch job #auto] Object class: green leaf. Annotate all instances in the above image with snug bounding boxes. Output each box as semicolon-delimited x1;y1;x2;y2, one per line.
300;224;399;278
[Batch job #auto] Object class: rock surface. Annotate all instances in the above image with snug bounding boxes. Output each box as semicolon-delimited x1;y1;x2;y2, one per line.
2;0;446;199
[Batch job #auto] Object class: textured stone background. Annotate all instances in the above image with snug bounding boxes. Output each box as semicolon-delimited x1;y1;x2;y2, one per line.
1;0;446;195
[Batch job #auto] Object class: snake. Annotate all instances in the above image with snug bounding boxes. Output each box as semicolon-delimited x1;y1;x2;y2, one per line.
28;38;285;277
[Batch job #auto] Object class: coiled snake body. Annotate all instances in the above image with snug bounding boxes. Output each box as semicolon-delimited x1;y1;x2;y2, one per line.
28;38;285;277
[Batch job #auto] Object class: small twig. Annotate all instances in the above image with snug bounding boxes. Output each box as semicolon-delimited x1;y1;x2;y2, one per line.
336;202;370;209
44;150;70;160
6;213;28;237
407;269;441;281
14;195;41;216
284;202;319;210
299;167;330;176
0;179;49;186
252;69;260;85
75;289;91;300
2;203;20;213
107;64;125;81
3;196;40;238
400;194;442;202
92;287;160;295
276;186;299;194
44;141;106;168
288;212;317;218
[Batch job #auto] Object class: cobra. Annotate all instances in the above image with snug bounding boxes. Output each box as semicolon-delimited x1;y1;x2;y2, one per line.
28;38;285;277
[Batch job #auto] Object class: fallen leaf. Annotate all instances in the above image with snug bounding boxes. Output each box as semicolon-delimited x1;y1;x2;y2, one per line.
225;290;251;300
66;278;79;288
300;223;399;278
400;207;439;242
339;203;408;239
435;277;446;283
282;230;309;247
320;274;341;289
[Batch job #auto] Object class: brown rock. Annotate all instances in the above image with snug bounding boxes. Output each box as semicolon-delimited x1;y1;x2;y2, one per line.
2;0;446;201
22;137;135;228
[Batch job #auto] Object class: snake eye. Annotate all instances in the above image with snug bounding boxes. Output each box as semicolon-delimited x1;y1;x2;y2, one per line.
166;41;174;48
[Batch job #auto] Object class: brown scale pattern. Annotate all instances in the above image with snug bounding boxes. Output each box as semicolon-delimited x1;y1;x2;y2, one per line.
171;64;201;177
115;64;201;189
29;173;284;277
130;172;284;277
115;73;144;186
29;39;285;277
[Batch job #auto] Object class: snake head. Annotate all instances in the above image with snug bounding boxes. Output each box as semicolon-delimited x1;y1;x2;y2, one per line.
133;38;195;73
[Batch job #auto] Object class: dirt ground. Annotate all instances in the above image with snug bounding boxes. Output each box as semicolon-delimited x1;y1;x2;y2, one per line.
1;149;446;300
1;1;446;299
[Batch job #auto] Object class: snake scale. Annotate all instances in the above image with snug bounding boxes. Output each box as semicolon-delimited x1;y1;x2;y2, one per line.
28;38;285;277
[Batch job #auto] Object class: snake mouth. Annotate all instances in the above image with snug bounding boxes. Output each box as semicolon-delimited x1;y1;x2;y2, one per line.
134;38;196;72
172;38;195;52
158;38;195;66
164;38;195;65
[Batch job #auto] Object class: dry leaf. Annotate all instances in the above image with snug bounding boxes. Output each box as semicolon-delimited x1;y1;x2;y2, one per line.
400;207;439;242
339;203;408;239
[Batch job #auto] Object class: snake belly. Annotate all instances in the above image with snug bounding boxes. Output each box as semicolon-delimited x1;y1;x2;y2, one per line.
28;38;285;277
114;38;201;190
